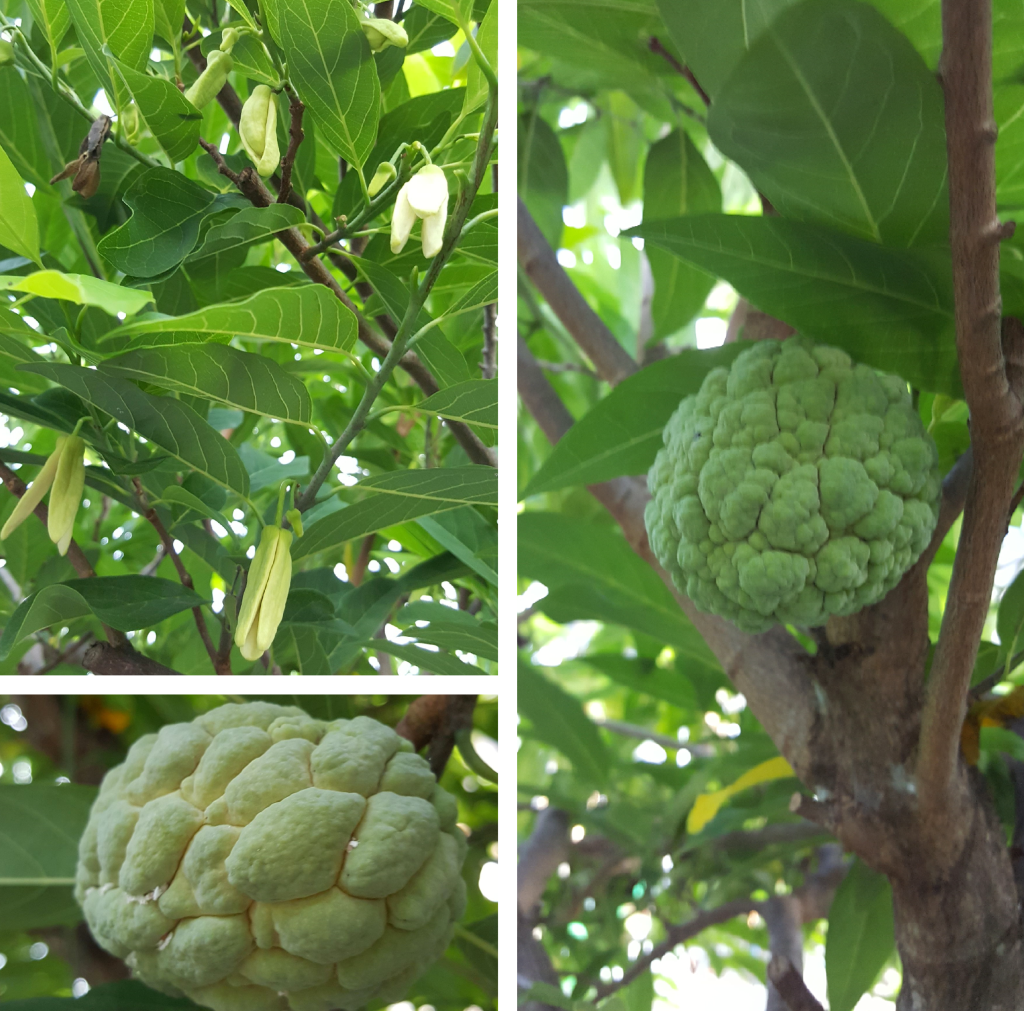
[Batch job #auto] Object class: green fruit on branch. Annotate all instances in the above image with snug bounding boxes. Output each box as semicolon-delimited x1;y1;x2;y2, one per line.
645;337;941;633
75;702;468;1011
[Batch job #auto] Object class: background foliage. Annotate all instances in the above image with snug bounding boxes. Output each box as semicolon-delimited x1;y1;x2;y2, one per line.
518;0;1024;1007
0;0;497;676
0;693;499;1009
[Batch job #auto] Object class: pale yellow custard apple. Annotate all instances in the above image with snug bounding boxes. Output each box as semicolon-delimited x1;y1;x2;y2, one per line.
645;338;941;633
74;702;468;1011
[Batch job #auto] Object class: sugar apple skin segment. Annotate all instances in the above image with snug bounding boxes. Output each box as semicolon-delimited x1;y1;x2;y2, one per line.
75;702;469;1011
645;337;941;633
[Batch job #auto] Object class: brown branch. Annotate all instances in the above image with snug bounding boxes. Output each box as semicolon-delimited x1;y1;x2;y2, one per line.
277;89;305;206
518;806;571;912
919;0;1024;834
518;198;638;385
199;154;496;467
592;899;756;1001
768;957;826;1011
82;641;183;676
394;695;477;776
647;37;710;106
132;478;228;675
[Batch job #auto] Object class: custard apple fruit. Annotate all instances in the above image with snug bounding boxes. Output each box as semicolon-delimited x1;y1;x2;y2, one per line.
74;702;468;1011
645;338;941;633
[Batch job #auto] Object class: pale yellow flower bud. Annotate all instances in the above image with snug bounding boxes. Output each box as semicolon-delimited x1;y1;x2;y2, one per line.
390;164;449;258
48;436;85;556
0;436;85;556
234;525;293;662
239;85;281;178
368;161;397;197
184;50;233;109
361;18;409;52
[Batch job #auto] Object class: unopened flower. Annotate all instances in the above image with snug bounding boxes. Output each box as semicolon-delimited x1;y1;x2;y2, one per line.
234;525;292;661
1;436;85;556
239;85;280;177
391;164;449;258
184;50;233;109
361;18;409;52
368;161;397;197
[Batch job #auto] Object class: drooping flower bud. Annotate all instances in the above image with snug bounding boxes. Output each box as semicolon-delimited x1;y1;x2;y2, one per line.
368;161;397;197
239;85;280;177
1;436;85;555
234;525;293;662
361;18;409;52
184;49;233;109
219;26;242;53
390;164;449;258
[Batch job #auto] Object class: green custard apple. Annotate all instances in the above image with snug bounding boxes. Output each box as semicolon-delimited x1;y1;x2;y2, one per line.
75;702;468;1011
645;338;941;633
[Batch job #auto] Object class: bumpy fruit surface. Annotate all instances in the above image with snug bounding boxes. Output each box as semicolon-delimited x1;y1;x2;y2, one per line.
75;702;468;1011
645;337;941;633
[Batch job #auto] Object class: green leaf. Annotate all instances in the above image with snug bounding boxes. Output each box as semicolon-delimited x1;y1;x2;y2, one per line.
61;575;206;629
519;512;724;676
274;0;381;168
463;0;497;114
519;661;610;785
159;484;235;536
417;507;498;586
0;271;153;316
367;638;484;675
433;268;498;323
25;0;71;66
825;858;896;1011
0;576;205;657
293;467;498;560
0;584;93;661
656;0;797;99
0;145;41;267
19;363;251;497
185;204;305;266
709;0;948;246
0;979;202;1010
0;66;54;191
629;214;959;396
416;379;497;429
523;345;746;495
64;0;154;112
407;618;497;660
97;167;217;277
111;59;202;164
101;344;313;424
519;111;567;248
604;90;644;206
409;0;461;25
111;284;358;354
153;0;186;47
642;128;720;341
0;783;96;930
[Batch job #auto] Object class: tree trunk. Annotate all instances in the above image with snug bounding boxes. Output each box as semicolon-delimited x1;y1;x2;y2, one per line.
891;797;1024;1010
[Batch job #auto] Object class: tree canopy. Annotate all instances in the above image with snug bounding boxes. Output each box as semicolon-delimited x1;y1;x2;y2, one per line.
0;0;497;676
518;1;1024;1009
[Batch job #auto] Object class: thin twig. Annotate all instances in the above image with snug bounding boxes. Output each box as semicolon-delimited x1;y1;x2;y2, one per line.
481;303;497;379
592;899;757;1001
518;198;638;385
919;0;1024;836
277;89;305;206
132;478;227;675
647;37;710;106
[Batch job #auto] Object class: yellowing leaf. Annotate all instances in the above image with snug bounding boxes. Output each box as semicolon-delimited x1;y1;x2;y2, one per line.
686;756;795;834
